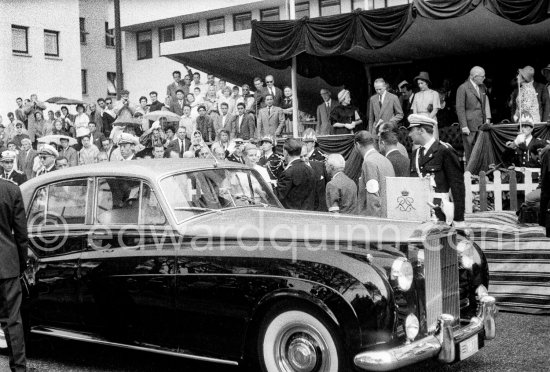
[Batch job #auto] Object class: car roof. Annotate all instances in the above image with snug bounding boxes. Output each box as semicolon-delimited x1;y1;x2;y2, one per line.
21;158;249;195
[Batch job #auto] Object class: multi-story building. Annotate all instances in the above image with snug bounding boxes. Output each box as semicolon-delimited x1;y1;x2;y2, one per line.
119;0;412;109
79;0;118;102
0;0;82;115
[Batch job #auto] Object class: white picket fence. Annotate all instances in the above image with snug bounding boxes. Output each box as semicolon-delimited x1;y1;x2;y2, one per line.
464;168;540;213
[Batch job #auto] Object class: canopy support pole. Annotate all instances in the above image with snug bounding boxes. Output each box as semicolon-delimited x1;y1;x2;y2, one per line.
288;0;299;138
114;0;124;99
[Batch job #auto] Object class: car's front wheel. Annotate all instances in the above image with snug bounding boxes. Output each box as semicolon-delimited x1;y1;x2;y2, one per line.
258;304;345;372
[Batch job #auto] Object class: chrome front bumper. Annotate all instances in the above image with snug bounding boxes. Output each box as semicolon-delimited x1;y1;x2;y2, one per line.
354;295;497;371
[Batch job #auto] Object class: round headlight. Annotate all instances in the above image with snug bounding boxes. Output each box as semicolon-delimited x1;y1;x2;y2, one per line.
391;257;413;291
457;240;475;269
405;314;419;341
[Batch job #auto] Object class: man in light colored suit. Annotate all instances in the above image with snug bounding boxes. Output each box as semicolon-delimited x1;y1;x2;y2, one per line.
16;138;37;180
354;130;395;218
368;78;403;135
216;102;235;139
166;70;189;102
316;89;337;135
456;66;492;162
256;95;285;138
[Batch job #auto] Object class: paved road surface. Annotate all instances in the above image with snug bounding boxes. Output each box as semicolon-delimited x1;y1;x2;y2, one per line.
2;312;549;371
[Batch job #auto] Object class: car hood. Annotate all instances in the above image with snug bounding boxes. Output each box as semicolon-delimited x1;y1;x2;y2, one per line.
177;207;445;246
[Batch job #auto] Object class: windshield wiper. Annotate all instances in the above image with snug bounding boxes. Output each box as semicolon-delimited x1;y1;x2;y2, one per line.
173;207;217;212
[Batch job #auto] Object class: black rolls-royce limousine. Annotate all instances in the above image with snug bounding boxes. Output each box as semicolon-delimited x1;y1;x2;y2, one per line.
5;159;496;371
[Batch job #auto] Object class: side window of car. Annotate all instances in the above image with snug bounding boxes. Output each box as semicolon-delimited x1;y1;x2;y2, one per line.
28;179;89;226
141;184;167;226
95;178;141;225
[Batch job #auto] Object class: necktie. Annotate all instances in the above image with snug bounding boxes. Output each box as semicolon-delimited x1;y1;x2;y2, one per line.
180;140;184;156
379;95;383;108
419;147;425;163
268;107;271;116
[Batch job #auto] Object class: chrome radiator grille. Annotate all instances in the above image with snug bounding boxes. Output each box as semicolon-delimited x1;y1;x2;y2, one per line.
424;234;460;332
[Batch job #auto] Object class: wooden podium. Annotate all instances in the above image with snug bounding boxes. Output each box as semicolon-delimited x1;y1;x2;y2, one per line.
386;177;432;222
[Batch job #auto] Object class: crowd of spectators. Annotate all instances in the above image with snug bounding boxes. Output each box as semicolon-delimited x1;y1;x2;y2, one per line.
0;65;549;231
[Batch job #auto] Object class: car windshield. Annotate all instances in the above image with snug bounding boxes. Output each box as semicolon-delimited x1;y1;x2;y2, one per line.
160;168;280;222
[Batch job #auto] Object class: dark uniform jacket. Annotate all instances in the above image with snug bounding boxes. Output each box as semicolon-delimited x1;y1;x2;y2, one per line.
0;178;28;278
259;152;284;180
276;159;316;210
308;148;327;162
226;153;245;164
308;160;328;212
503;137;542;168
410;140;465;222
1;170;27;186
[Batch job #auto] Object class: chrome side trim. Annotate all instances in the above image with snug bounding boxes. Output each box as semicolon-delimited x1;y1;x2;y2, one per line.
354;294;497;371
31;327;238;366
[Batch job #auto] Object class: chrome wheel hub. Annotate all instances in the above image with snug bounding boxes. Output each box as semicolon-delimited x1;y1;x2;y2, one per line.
287;336;318;371
275;326;329;372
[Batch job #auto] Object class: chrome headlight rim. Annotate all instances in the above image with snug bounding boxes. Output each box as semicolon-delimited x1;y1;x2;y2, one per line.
391;257;413;291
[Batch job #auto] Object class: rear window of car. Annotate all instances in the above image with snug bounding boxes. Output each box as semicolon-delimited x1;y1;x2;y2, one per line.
28;179;89;226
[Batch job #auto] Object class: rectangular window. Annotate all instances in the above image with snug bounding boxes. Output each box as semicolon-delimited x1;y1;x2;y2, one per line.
183;22;199;39
80;17;87;44
386;0;410;7
44;30;59;57
352;0;374;10
320;0;341;16
107;72;117;96
233;12;252;31
12;25;29;54
81;69;87;95
105;22;115;47
159;25;175;44
295;2;310;19
136;30;152;60
207;17;225;35
261;8;280;21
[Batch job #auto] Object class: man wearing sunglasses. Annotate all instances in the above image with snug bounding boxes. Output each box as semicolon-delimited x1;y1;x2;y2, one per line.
0;151;26;186
34;144;58;177
264;75;283;107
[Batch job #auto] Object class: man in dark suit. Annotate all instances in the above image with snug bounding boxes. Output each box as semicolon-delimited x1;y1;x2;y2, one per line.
276;139;316;210
166;127;191;158
1;151;27;186
217;102;235;139
16;138;36;180
408;114;465;225
253;77;269;116
88;122;106;151
264;75;283;107
456;66;492;163
368;78;404;135
380;130;410;177
316;89;337;135
0;174;29;372
301;144;327;212
232;103;256;140
168;90;186;116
